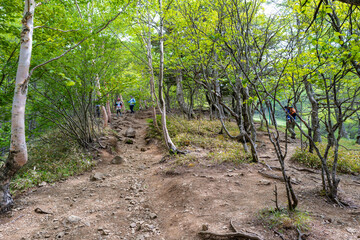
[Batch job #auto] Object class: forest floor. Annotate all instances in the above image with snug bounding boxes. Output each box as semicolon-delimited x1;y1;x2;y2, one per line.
0;109;360;240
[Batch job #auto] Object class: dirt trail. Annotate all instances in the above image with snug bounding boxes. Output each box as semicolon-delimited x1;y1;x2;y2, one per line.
0;110;359;240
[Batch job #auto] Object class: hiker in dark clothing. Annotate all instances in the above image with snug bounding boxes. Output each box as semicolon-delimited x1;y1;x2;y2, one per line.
285;106;297;139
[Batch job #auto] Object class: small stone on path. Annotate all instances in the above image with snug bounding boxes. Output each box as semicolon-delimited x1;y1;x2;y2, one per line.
258;179;271;185
90;172;105;181
66;215;81;224
111;156;126;165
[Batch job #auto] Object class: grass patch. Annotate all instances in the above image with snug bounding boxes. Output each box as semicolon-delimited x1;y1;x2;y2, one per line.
147;115;251;165
7;130;95;195
259;207;311;231
291;145;360;174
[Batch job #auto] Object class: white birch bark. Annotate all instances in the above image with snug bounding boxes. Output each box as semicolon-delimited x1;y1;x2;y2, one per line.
0;0;35;212
158;0;178;153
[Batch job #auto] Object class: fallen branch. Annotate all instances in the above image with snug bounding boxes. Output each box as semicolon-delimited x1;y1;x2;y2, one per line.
274;230;285;240
9;214;25;224
297;228;303;240
34;208;53;215
339;144;360;151
259;162;282;171
290;166;318;174
296;227;310;240
258;171;300;185
198;231;264;240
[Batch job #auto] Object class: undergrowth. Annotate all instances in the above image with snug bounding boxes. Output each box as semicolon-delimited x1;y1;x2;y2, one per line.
291;145;360;174
147;115;251;165
8;130;95;196
258;207;311;231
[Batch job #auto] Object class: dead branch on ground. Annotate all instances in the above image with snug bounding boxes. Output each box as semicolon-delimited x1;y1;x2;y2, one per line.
199;220;264;240
258;171;300;185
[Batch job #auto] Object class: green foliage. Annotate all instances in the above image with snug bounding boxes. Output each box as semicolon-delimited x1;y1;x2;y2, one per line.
8;129;95;195
258;207;311;231
148;115;251;165
291;145;360;174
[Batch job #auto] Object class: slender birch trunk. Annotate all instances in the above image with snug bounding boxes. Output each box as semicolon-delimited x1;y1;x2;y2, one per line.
158;0;178;153
141;0;159;130
0;0;35;212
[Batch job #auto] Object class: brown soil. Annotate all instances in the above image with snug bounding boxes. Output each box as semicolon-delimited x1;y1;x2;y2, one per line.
0;110;359;240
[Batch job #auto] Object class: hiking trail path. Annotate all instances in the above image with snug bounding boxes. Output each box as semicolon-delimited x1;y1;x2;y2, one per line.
0;110;359;240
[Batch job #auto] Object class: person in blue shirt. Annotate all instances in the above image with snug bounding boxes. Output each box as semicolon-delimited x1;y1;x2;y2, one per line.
128;96;136;113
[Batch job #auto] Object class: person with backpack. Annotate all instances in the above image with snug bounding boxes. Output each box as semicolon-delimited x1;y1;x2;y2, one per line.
285;105;297;139
114;98;123;116
128;96;136;113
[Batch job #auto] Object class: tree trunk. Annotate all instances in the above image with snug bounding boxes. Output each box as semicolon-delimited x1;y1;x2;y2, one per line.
164;84;171;111
304;79;321;152
101;106;108;128
106;100;111;122
0;0;35;212
176;69;193;118
120;94;126;111
158;0;178;153
357;115;360;145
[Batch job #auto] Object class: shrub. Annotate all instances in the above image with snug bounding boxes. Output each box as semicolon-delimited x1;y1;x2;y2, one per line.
148;115;251;165
258;207;311;231
291;144;360;174
9;130;95;195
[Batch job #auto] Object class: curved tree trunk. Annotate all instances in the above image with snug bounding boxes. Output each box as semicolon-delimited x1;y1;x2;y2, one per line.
0;0;35;212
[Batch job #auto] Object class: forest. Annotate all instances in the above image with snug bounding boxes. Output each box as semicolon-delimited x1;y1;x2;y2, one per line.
0;0;360;239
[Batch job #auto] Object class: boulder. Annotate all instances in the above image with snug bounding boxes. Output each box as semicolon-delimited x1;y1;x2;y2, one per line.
125;127;136;138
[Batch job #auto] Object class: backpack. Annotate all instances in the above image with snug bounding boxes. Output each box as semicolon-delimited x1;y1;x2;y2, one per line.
289;107;296;116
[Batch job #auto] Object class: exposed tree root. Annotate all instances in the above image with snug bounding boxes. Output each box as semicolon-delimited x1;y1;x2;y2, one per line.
296;228;310;240
274;230;285;240
258;171;300;185
199;220;264;240
290;166;318;174
198;231;264;240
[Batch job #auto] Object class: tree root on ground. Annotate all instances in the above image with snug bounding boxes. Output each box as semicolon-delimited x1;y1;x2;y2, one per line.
198;231;264;240
290;166;318;174
258;171;300;185
198;220;264;240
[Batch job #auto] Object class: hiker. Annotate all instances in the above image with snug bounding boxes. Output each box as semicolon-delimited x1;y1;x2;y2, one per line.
114;98;123;116
285;105;297;139
95;105;101;118
128;96;136;113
